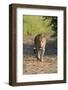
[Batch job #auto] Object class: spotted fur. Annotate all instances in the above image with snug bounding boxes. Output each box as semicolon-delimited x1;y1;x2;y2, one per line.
34;33;46;61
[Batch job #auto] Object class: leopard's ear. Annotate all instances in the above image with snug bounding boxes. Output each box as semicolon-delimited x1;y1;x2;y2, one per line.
44;32;50;38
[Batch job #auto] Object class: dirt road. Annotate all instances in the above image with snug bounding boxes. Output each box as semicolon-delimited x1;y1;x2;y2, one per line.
23;35;57;74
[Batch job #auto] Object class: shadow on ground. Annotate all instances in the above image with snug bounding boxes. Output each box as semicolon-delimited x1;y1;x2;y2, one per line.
23;38;57;57
45;39;57;55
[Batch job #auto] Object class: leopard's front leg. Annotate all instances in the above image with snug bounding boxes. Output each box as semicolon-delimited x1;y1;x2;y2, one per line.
40;48;45;62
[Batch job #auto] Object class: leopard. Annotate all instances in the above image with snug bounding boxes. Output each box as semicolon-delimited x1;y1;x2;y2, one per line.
33;33;46;61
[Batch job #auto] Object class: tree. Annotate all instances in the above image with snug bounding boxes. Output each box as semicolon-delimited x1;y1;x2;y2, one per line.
42;16;57;37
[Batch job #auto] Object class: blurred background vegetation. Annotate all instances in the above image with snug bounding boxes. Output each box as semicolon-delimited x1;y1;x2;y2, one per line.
23;15;57;36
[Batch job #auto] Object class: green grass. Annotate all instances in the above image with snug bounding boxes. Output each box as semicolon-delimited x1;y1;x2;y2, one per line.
23;15;55;36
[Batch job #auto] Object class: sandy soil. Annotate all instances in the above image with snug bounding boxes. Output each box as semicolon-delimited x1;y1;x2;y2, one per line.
23;35;57;74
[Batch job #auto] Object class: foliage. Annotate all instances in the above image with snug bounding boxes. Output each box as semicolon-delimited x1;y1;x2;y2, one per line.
42;16;57;36
23;15;57;36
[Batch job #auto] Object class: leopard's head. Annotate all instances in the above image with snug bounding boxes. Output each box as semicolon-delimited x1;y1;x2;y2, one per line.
39;33;46;48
